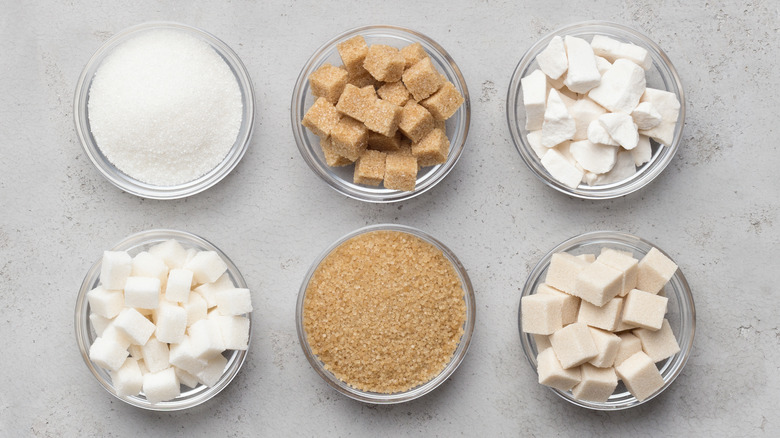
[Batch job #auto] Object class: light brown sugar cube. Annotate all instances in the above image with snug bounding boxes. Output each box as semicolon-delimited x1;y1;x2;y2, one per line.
637;247;678;294
545;253;590;295
433;119;446;131
364;99;402;137
533;333;552;351
368;130;402;152
614;332;643;366
399;101;435;143
302;97;341;138
335;84;376;123
615;351;664;401
402;57;445;101
320;137;352;167
521;294;564;335
384;154;418;191
537;347;581;391
364;44;405;82
588;327;621;368
330;116;368;161
420;81;464;120
574;261;623;307
622;289;668;331
400;42;429;69
578;297;624;332
412;128;449;167
353;149;386;186
309;63;348;104
537;283;580;325
572;364;618;402
347;68;379;88
337;35;369;75
377;81;411;107
597;248;639;297
633;319;680;362
550;322;599;369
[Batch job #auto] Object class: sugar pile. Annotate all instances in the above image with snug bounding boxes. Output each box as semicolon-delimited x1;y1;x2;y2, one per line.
88;29;242;186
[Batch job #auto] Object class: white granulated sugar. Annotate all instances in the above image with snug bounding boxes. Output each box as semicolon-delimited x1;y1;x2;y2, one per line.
88;29;242;186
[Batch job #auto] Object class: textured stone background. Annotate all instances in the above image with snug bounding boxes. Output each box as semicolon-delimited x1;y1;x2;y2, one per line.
0;1;778;436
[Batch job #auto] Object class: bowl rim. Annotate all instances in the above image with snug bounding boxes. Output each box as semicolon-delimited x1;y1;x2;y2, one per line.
295;223;476;403
73;21;256;200
290;24;471;203
517;230;696;410
74;228;251;411
506;20;686;200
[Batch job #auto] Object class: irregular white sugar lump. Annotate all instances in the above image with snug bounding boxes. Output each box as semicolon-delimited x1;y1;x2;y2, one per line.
547;73;565;90
89;313;112;336
541;89;576;148
632;135;652;167
578;297;624;332
572;363;618;402
89;337;129;372
632;102;662;130
184;291;208;327
637;247;678;294
598;113;639;150
148;239;189;269
87;285;124;318
189;319;225;359
100;251;132;290
521;294;564;335
638;88;680;146
568;97;606;141
545;252;589;294
131;251;169;286
563;36;602;93
88;29;242;186
590;35;651;70
594;150;636;185
541;149;584;189
215;288;253;316
165;269;193;303
614;332;643;365
574;261;623;306
155;302;187;344
615;351;664;401
537;283;580;325
622;289;668;331
193;272;234;308
527;130;547;159
186;251;228;285
634;319;680;362
521;69;549;131
587;59;646;114
175;367;199;389
123;276;161;310
597;248;639;296
111;357;144;397
102;323;133;349
569;140;618;174
197;353;228;387
550;322;599;369
141;336;170;373
212;315;250;350
143;367;180;403
533;333;552;352
537;347;581;391
128;343;143;360
113;307;156;345
537;35;568;80
594;56;612;75
169;336;207;375
587;327;621;368
554;140;576;164
587;119;619;146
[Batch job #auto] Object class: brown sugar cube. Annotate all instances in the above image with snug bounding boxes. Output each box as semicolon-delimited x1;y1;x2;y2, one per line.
353;149;387;186
302;97;341;138
412;128;449;167
377;81;411;107
347;68;379;88
331;116;368;161
434;119;446;131
309;63;348;104
384;154;418;191
420;81;464;121
400;42;429;69
399;101;434;143
337;35;369;75
336;84;377;123
368;130;402;152
363;45;405;82
320;137;352;167
364;99;402;137
402;57;444;101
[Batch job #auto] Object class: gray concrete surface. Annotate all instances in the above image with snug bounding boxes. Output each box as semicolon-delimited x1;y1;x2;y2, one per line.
1;1;778;436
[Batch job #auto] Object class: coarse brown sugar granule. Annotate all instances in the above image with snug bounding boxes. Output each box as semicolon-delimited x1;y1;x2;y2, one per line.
303;230;466;394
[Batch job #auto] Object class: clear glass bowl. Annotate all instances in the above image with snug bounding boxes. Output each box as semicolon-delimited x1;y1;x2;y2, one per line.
291;25;471;203
74;229;251;411
73;22;256;200
506;21;685;199
518;230;695;410
296;224;476;403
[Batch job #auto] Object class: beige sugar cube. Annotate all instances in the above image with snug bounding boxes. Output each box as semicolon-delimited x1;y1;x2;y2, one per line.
614;332;643;366
353;149;387;186
550;322;599;369
578;297;624;332
402;57;445;101
521;294;564;335
364;44;405;82
400;42;429;69
572;363;618;402
377;81;411;107
615;351;664;401
302;97;341;138
614;317;639;333
577;254;596;263
412;128;449;167
537;347;581;391
633;319;680;362
533;334;552;352
574;261;624;307
399;101;435;143
622;289;668;331
368;130;402;152
537;283;580;325
330;116;368;161
545;253;590;295
588;327;621;368
335;84;376;123
337;35;368;75
637;247;678;294
420;81;464;120
597;248;639;297
320;137;352;167
309;63;348;104
384;154;418;191
364;99;402;137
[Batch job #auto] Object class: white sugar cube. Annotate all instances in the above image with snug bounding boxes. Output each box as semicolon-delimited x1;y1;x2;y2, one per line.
537;35;568;80
128;344;143;360
537;283;580;325
572;363;618;402
545;252;589;294
100;251;132;290
614;332;643;366
89;313;112;336
615;351;664;401
574;261;623;306
165;269;193;303
597;248;639;297
563;36;602;93
197;353;228;387
521;294;564;335
155;302;187;344
631;135;652;167
143;368;180;404
568;97;606;141
521;69;549;131
148;239;189;270
141;336;170;373
89;337;129;372
215;288;253;316
131;251;169;286
578;297;624;332
533;334;552;352
541;89;576;148
588;59;646;114
541;148;584;189
550;322;599;369
123;276;161;310
193;273;234;308
588;327;621;368
591;35;651;70
634;319;680;362
189;319;225;359
631;101;662;130
113;307;156;345
537;347;581;391
212;315;250;350
569;139;618;174
111;357;144;397
598;112;639;150
184;291;208;327
169;336;207;375
637;247;678;294
185;251;228;285
527;130;547;159
87;285;124;318
175;367;200;389
638;88;680;146
622;289;668;331
587;119;620;146
102;323;132;349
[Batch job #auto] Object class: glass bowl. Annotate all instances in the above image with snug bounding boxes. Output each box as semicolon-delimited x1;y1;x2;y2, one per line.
506;21;685;199
518;230;695;410
74;229;251;411
291;25;471;203
73;22;256;200
296;224;476;403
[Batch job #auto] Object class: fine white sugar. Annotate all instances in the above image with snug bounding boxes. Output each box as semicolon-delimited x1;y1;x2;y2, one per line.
88;29;242;186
